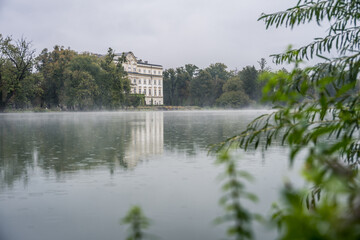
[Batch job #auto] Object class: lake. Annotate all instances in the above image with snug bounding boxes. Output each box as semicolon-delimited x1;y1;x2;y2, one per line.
0;110;303;240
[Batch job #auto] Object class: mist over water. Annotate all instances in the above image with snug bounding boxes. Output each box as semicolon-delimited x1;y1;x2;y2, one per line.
0;110;302;240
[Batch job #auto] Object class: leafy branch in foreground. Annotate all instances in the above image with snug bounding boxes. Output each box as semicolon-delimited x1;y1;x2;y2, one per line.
215;150;258;240
211;62;360;238
213;0;360;239
259;0;360;64
121;206;151;240
214;64;360;164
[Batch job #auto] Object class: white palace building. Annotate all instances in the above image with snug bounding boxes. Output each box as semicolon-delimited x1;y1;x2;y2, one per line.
119;52;163;105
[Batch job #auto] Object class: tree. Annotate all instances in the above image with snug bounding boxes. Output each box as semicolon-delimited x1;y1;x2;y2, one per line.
222;75;244;92
0;35;35;110
215;91;250;108
257;58;270;73
99;48;130;109
64;70;98;110
174;67;192;105
63;54;101;110
239;66;259;101
205;63;230;103
214;0;360;239
36;46;76;108
190;69;213;106
184;64;198;78
216;76;251;108
163;68;176;105
163;64;198;106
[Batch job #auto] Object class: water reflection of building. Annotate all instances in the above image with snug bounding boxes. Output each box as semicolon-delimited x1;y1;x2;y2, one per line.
124;112;164;168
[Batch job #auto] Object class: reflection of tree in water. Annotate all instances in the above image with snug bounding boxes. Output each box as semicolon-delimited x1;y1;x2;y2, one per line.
35;116;133;175
163;111;254;155
0;111;268;189
0;118;35;189
0;113;135;189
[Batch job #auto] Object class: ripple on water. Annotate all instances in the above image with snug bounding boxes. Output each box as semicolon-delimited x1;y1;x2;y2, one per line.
103;182;117;187
28;192;44;197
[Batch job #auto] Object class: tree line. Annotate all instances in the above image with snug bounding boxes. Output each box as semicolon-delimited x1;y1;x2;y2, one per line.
0;32;279;111
0;35;144;111
163;59;275;108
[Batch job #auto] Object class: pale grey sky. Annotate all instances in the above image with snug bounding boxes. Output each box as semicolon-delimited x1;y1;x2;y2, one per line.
0;0;324;70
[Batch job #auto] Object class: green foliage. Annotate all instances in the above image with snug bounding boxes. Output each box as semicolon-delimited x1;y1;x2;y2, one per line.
272;171;360;240
206;63;231;102
216;91;251;108
163;63;238;107
64;70;98;110
63;54;101;110
259;0;360;64
35;46;77;108
239;66;260;101
213;0;360;239
0;35;35;110
122;206;150;240
98;48;130;109
215;151;257;240
163;64;198;106
190;69;214;106
216;76;252;108
222;76;244;92
126;94;145;107
0;42;137;111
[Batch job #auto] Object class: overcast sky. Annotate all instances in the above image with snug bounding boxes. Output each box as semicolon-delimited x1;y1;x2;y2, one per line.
0;0;324;70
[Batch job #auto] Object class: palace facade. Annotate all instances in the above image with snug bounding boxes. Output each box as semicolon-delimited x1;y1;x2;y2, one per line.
119;52;163;105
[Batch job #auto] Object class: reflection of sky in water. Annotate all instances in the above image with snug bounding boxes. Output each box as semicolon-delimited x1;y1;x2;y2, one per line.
0;110;302;240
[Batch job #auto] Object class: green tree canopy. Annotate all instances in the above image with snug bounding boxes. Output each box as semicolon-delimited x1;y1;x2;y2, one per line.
222;75;244;92
239;66;259;101
98;48;130;109
163;64;198;106
36;46;77;108
190;69;213;106
0;35;35;109
216;75;251;108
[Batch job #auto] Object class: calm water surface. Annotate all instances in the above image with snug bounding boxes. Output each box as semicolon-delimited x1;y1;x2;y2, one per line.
0;110;302;240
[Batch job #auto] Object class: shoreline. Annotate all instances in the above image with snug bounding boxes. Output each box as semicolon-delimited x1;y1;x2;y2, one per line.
0;105;272;113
